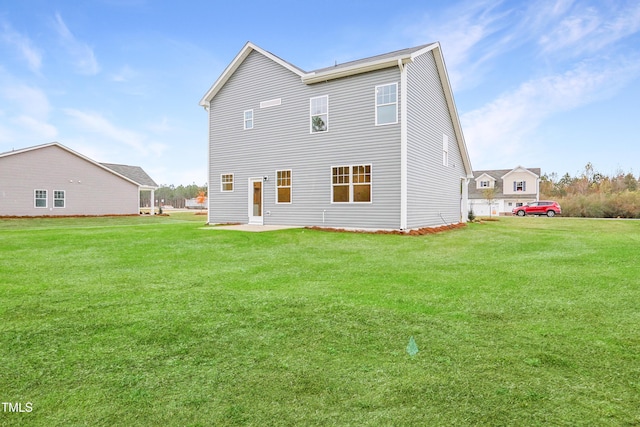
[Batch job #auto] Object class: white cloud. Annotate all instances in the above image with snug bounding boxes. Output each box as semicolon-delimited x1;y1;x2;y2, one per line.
52;13;100;75
405;0;520;90
461;58;640;167
110;65;137;82
2;83;51;119
0;80;57;144
63;108;168;157
12;115;58;140
146;116;174;134
538;2;640;56
0;21;42;72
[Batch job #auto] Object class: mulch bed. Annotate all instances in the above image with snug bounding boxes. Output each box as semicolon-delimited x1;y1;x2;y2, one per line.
306;222;466;235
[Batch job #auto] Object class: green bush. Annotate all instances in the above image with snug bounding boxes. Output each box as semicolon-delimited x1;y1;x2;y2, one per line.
556;191;640;218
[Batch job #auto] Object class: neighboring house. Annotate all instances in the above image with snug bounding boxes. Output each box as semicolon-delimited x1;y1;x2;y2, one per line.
200;41;473;230
468;166;541;216
0;142;158;217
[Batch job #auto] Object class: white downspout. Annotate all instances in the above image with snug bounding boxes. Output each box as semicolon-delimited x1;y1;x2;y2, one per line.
399;59;408;230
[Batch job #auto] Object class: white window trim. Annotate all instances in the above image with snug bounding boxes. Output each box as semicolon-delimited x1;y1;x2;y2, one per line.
53;190;65;208
310;95;328;133
34;189;47;208
375;82;398;126
220;173;234;192
330;164;373;204
275;169;292;204
243;109;253;130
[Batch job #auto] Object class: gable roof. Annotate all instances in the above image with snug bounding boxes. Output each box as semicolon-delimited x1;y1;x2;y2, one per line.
475;172;496;182
472;167;541;181
501;165;540;180
199;42;305;106
199;41;472;176
0;142;157;189
100;163;158;188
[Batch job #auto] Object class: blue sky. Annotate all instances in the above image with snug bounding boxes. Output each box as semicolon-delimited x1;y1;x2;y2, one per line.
1;0;639;185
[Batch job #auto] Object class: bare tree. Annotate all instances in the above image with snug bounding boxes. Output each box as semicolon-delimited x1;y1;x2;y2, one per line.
482;187;496;218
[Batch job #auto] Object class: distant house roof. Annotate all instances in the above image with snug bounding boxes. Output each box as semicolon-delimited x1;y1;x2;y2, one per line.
469;167;540;198
101;163;158;188
0;142;158;189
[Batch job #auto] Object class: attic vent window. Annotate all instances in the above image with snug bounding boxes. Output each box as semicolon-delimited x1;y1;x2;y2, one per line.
260;98;281;108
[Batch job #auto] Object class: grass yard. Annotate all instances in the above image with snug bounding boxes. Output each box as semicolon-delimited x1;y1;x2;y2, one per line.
1;214;638;426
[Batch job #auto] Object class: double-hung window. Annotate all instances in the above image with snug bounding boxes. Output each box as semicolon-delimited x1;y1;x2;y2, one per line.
34;190;47;208
54;190;65;208
375;83;397;125
221;174;234;192
244;110;253;130
332;165;371;203
443;134;449;166
310;96;328;133
276;170;292;203
514;181;526;191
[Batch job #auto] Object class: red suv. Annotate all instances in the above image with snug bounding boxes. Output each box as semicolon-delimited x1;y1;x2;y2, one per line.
512;201;561;217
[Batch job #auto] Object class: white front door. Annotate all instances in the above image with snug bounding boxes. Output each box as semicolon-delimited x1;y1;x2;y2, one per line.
248;178;263;225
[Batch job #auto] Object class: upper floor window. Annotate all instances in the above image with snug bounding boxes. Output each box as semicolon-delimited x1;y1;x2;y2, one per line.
276;170;292;203
443;134;449;166
514;181;526;191
244;110;253;130
54;190;65;208
34;189;47;208
375;83;397;125
479;181;490;188
221;174;234;192
310;96;328;133
331;165;371;203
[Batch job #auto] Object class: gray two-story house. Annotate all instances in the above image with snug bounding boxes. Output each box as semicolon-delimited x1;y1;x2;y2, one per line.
200;42;473;230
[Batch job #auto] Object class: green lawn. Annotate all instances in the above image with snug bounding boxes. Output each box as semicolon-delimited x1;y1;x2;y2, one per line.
1;215;638;426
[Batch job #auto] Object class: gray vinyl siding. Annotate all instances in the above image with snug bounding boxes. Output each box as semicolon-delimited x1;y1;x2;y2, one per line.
208;50;402;228
405;51;467;228
0;145;139;216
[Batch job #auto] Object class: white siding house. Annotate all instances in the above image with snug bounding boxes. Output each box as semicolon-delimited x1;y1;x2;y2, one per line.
200;42;473;230
0;143;158;217
468;166;541;216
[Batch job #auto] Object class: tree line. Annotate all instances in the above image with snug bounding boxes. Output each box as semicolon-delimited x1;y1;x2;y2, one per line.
140;183;207;209
540;163;640;218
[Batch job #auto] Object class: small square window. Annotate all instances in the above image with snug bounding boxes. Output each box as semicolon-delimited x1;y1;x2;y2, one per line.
221;174;234;192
